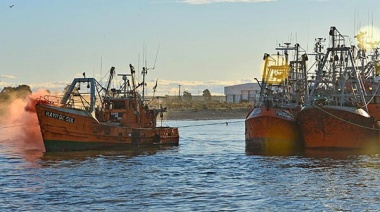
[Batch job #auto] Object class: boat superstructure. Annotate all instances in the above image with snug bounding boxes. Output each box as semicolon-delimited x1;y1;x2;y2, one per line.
354;30;380;120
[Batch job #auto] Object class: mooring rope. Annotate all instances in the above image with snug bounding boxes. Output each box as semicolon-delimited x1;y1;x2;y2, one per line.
360;84;380;108
0;120;246;130
314;105;379;131
174;120;245;128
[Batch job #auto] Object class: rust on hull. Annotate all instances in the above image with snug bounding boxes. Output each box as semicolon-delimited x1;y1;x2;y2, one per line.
297;106;379;150
297;26;380;151
36;104;179;152
367;103;380;121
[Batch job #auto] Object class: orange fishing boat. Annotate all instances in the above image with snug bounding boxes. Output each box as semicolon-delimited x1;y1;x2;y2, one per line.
36;65;179;152
297;26;380;151
245;43;308;154
245;106;302;154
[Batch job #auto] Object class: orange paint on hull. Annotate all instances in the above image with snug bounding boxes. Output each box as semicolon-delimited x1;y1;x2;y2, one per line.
367;103;380;121
36;104;179;152
245;107;303;154
297;106;380;150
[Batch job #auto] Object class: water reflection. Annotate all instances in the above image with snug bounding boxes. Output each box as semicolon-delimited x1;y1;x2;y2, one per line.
0;138;44;162
2;119;380;211
246;145;380;159
245;146;303;157
41;146;177;162
302;149;376;160
0;137;178;165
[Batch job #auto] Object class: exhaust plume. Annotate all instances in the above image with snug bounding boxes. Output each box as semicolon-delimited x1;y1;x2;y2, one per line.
0;88;50;152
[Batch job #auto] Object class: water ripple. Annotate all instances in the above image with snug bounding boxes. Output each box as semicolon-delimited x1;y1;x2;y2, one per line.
1;120;380;211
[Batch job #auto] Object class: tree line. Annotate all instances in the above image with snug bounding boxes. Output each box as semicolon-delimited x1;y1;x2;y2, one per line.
182;89;211;102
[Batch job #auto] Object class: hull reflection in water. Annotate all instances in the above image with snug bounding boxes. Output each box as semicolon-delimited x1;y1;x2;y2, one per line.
3;120;380;211
301;148;379;159
41;145;178;162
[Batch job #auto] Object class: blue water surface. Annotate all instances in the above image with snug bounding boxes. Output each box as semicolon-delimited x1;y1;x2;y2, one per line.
1;119;380;211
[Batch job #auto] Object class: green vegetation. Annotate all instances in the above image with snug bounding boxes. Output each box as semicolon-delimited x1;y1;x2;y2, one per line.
202;89;211;102
162;101;252;120
165;101;252;111
0;85;33;116
0;85;32;102
182;91;192;102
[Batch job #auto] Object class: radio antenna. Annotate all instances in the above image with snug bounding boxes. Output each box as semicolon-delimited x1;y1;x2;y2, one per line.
153;42;160;69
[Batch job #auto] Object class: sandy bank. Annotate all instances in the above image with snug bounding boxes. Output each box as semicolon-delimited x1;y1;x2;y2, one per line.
163;108;251;120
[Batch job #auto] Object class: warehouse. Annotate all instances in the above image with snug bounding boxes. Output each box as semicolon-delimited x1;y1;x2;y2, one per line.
224;83;261;103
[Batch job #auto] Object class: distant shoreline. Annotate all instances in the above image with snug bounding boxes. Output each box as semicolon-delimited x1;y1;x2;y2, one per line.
163;108;250;120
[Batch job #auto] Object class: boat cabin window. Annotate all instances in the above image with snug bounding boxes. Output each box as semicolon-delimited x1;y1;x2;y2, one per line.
104;100;126;109
113;101;126;109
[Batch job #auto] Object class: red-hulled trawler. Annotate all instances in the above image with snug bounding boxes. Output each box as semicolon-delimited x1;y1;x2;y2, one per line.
245;43;308;154
36;65;179;152
297;26;380;151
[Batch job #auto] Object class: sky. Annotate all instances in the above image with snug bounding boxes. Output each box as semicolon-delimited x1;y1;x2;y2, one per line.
1;0;380;96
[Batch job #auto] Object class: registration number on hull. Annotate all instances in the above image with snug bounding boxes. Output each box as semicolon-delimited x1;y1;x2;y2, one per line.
275;110;293;119
45;111;75;124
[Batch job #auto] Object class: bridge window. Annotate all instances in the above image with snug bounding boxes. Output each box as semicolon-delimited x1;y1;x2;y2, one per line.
114;101;126;109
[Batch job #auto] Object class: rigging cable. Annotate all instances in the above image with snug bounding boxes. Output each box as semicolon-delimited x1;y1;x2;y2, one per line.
1;120;246;130
314;105;379;131
360;83;380;108
163;120;245;128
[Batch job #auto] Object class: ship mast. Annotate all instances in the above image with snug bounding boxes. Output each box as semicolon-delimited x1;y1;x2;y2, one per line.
142;67;147;100
129;64;141;127
104;67;115;97
129;64;137;99
307;26;367;109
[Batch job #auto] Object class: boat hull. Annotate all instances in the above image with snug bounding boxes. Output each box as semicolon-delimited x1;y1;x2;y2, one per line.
297;105;380;150
367;103;380;121
36;104;179;152
245;107;303;155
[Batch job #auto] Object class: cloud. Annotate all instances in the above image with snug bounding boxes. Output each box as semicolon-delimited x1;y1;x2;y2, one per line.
0;81;68;95
0;75;16;79
179;0;275;4
29;81;69;93
0;78;253;97
144;79;253;95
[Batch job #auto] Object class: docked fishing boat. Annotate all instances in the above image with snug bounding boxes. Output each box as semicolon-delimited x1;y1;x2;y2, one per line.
245;43;308;154
356;31;380;120
297;26;380;151
35;65;179;152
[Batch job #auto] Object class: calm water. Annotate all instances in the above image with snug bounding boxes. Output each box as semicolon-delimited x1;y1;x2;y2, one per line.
1;119;380;211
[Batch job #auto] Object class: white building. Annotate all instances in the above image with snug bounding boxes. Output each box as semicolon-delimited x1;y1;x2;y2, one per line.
224;83;261;103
